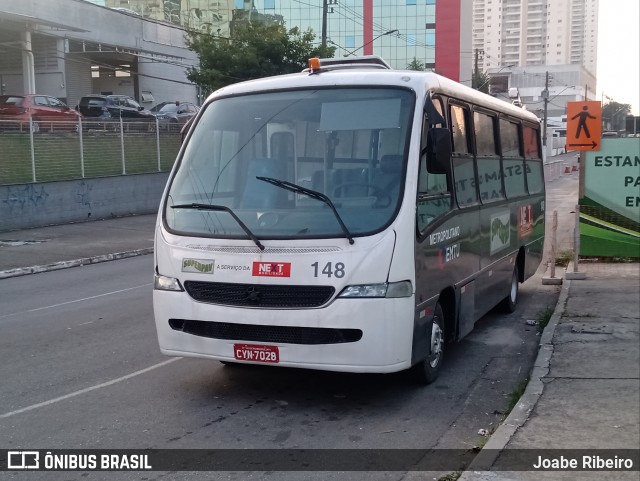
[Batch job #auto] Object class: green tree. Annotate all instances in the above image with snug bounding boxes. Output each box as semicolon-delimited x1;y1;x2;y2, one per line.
407;57;425;71
472;70;490;93
602;101;631;131
186;20;335;93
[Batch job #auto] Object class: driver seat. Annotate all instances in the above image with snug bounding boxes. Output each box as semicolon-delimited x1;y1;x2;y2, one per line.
373;154;403;196
241;158;287;208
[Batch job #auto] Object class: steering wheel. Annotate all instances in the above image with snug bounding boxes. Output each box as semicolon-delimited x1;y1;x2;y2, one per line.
332;182;392;208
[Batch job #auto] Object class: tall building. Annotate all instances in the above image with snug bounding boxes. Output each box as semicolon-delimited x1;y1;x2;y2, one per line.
473;0;598;76
105;0;471;82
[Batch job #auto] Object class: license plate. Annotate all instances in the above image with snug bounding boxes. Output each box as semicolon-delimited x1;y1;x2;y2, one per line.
233;343;279;363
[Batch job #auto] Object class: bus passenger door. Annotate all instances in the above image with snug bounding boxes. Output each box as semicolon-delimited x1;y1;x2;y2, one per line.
448;102;482;325
475;111;511;315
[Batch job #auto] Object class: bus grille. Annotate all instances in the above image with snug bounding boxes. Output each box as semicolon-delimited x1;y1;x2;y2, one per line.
169;319;363;345
183;281;335;308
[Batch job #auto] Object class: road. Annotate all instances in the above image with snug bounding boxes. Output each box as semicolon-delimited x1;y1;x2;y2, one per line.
0;172;579;481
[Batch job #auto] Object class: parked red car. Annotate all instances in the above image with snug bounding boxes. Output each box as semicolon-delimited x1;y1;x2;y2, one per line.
0;94;83;132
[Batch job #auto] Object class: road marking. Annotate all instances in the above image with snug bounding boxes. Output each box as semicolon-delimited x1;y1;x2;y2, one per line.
0;283;152;320
0;358;181;420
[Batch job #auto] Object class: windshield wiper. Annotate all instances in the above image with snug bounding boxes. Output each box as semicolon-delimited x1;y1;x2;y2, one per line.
256;176;354;245
170;203;265;251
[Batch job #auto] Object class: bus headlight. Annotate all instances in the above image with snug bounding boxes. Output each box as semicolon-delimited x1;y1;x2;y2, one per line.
338;281;412;298
154;274;184;292
385;280;413;298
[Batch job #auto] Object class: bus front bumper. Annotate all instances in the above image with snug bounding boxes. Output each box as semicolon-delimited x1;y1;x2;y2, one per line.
153;290;415;374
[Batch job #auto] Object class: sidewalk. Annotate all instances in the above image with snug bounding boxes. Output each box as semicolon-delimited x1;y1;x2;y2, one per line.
0;214;156;279
1;216;639;479
460;261;640;480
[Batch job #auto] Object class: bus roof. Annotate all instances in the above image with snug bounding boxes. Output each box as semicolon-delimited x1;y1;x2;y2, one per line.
206;57;539;124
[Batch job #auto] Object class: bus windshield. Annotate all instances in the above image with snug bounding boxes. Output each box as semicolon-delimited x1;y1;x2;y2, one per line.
164;87;414;240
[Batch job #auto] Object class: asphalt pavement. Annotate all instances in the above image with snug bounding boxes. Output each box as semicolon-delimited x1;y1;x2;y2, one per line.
0;212;638;478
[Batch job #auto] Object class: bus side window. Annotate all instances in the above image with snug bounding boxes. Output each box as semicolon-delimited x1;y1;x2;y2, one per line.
474;111;504;203
450;104;478;207
417;97;452;232
523;125;544;194
418;164;452;232
500;119;527;198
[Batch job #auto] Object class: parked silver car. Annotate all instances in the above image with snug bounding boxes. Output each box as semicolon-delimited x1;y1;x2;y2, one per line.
150;101;199;131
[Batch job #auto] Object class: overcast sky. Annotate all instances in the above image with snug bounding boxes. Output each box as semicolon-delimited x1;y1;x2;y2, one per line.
597;0;640;114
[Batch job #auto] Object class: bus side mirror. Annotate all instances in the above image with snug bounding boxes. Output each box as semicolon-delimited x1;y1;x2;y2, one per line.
426;127;452;174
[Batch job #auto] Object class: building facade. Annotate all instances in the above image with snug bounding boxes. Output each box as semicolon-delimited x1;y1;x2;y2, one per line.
0;0;199;108
104;0;472;83
473;0;599;76
488;64;595;118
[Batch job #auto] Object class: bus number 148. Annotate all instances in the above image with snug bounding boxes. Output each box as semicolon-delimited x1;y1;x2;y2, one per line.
311;262;345;278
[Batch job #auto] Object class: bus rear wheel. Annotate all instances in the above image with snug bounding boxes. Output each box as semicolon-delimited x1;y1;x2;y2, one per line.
410;303;444;385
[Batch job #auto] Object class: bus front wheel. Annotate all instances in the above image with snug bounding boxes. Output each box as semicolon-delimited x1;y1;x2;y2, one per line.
499;265;519;313
410;303;444;385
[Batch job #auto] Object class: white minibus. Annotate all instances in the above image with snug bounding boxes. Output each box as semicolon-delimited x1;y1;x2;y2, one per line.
153;56;545;383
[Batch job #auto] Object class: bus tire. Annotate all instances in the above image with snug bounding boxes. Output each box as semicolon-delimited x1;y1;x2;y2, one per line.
410;303;444;385
499;265;519;313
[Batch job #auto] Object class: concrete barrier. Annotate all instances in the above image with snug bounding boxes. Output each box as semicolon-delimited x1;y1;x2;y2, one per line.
0;172;169;232
544;159;568;182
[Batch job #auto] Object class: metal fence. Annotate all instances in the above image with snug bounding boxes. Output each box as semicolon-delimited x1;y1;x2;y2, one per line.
0;117;182;185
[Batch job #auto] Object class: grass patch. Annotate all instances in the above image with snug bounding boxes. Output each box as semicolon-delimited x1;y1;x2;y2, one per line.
474;430;492;450
555;249;574;267
584;256;638;263
536;306;555;333
438;472;462;481
506;377;530;413
0;131;179;184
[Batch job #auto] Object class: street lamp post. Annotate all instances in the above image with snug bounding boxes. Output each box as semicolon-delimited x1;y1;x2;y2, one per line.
602;93;613;130
609;107;626;131
542;71;549;147
344;29;398;57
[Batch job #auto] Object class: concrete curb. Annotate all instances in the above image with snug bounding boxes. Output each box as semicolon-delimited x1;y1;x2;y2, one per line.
0;248;154;280
564;261;587;280
458;277;572;478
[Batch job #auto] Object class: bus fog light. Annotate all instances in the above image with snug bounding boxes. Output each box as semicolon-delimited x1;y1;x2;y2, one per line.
385;280;413;298
338;283;388;298
154;274;183;291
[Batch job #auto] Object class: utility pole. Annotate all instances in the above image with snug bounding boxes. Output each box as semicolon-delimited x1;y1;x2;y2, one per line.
542;70;549;147
321;0;328;48
474;48;480;77
473;48;484;90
